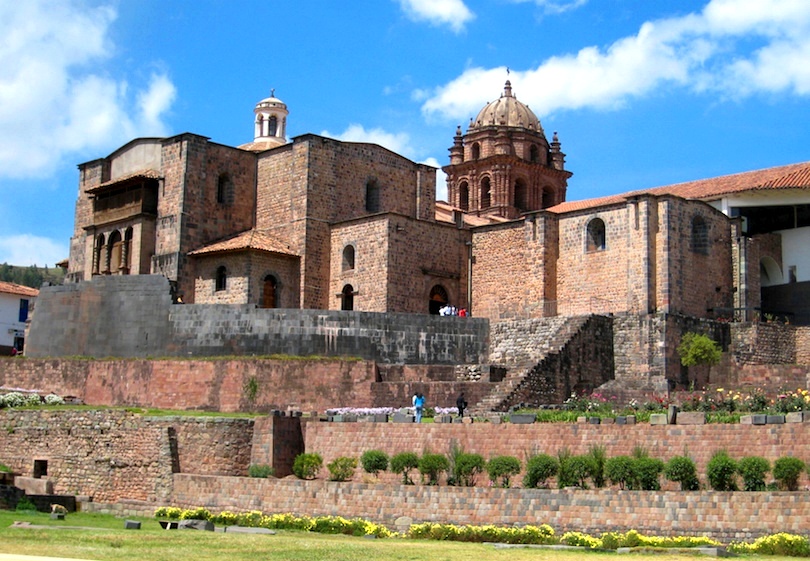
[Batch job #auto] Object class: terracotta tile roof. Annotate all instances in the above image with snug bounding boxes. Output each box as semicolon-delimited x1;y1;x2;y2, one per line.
547;161;810;215
435;201;511;226
188;229;298;257
86;169;162;193
0;281;39;297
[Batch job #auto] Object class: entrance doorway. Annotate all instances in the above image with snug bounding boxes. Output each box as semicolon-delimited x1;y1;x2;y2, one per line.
429;285;448;315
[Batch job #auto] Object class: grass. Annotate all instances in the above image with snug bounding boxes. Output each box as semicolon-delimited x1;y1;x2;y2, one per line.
2;510;786;561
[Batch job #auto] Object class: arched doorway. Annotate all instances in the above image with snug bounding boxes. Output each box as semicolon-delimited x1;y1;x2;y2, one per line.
341;284;354;311
262;275;278;308
429;285;449;315
108;230;123;274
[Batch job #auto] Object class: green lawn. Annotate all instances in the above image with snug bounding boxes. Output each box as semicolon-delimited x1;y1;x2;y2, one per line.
0;510;792;561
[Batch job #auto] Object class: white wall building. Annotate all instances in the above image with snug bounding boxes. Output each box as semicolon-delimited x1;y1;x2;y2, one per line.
0;281;38;354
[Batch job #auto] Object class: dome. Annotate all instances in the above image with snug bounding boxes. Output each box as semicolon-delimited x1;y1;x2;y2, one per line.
239;88;289;151
471;81;543;134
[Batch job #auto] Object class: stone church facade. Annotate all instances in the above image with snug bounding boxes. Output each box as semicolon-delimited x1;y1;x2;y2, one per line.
66;82;810;327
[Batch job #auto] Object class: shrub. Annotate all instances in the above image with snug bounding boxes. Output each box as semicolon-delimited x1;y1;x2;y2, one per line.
664;455;700;491
773;456;806;491
586;445;607;488
15;496;37;512
453;452;485;487
154;506;182;519
633;456;664;490
729;533;810;556
248;464;274;478
558;454;594;489
360;450;389;476
390;451;419;485
486;455;521;488
523;454;559;488
737;456;770;491
180;507;211;520
1;392;26;408
43;393;64;405
706;450;738;491
677;332;722;367
292;452;323;480
418;453;449;485
605;455;635;489
210;510;238;526
0;463;10;473
562;531;601;548
327;456;357;481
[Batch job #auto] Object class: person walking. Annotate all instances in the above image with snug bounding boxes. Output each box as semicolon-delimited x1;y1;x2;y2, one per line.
456;392;467;418
414;392;425;423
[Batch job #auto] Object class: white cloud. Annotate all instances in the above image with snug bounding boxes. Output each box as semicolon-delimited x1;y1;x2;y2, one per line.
321;124;416;159
0;235;68;268
510;0;588;16
0;1;176;180
421;0;810;121
397;0;475;33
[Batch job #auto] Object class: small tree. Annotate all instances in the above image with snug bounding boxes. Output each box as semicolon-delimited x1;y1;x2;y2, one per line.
360;450;389;477
292;452;323;480
418;453;449;485
523;454;559;489
773;456;806;491
633;457;665;490
486;455;521;488
248;464;275;478
558;454;595;489
605;456;635;490
738;456;770;491
453;452;485;487
586;445;607;488
664;455;700;491
677;332;722;368
327;456;357;481
706;450;738;491
390;452;419;485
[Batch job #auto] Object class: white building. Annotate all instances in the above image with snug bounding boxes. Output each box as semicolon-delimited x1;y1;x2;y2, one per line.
0;281;38;354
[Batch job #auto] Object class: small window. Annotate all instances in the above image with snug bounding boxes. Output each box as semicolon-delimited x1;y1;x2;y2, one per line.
268;115;278;137
217;174;232;205
262;275;278;308
19;299;29;322
514;178;528;212
586;218;606;252
691;216;709;255
471;143;481;160
480;177;491;209
530;144;540;163
342;245;355;271
459;182;469;211
365;179;380;212
215;266;227;292
33;459;48;478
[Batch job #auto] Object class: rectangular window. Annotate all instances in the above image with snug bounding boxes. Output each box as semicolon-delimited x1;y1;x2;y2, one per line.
19;299;29;322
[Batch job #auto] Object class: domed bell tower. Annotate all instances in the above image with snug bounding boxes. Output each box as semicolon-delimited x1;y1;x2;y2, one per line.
442;80;572;219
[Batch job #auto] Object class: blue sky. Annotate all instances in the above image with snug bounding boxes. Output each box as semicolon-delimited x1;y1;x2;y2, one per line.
2;0;810;267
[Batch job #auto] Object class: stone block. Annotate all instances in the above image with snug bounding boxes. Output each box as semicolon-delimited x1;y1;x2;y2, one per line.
372;413;389;423
676;411;706;425
124;520;141;530
667;404;679;424
625;415;636;425
14;476;53;495
786;411;810;423
588;417;601;425
649;414;668;425
577;416;587;423
601;417;615;424
766;415;785;425
509;414;536;424
50;513;65;520
392;413;414;423
740;415;753;425
487;415;502;425
159;520;179;530
751;414;767;425
179;519;215;531
461;417;473;424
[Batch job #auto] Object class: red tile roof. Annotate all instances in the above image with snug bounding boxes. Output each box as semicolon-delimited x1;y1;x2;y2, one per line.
85;169;162;193
188;229;298;257
0;281;39;297
547;161;810;214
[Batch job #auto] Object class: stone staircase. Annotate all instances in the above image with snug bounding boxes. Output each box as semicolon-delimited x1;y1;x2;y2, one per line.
469;315;596;414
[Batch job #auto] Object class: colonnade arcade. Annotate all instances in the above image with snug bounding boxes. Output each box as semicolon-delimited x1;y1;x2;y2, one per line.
92;227;133;275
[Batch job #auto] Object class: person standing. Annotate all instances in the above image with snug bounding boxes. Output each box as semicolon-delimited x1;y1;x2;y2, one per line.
414;392;425;423
456;392;467;417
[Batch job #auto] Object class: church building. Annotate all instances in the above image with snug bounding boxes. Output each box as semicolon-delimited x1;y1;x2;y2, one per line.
66;82;810;325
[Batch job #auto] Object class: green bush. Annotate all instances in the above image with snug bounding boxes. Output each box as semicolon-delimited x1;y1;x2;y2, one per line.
327;456;357;481
248;464;274;478
15;496;36;512
486;455;521;488
418;453;449;485
677;332;722;367
633;457;665;490
605;455;635;489
729;533;810;556
664;455;700;491
180;507;211;520
586;445;607;488
773;456;806;491
292;452;323;480
523;453;559;488
360;450;389;476
390;451;419;485
737;456;770;491
0;463;10;473
706;450;738;491
558;454;594;489
453;452;485;487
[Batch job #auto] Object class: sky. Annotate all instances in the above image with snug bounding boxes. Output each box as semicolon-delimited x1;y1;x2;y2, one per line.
2;0;810;267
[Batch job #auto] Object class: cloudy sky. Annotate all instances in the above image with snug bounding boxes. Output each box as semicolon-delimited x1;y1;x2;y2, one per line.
2;0;810;266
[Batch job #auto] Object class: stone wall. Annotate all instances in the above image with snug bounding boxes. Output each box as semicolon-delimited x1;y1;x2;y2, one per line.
167;475;808;541
25;275;489;364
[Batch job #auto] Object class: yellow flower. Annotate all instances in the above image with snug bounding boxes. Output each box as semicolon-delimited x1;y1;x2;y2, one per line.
717;388;725;393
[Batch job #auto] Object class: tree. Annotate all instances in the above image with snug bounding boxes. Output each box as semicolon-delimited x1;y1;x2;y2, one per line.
677;332;722;368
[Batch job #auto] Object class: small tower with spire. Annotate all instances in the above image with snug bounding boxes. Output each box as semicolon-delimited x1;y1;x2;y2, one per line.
240;89;289;151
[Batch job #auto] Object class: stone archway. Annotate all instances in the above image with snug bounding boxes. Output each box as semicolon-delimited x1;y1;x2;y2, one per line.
429;285;448;315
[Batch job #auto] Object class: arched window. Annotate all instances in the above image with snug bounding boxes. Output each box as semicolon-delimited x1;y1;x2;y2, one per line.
93;233;105;275
691;216;709;254
268;115;278;137
428;284;449;315
459;181;469;211
471;143;480;160
365;179;380;212
108;230;123;274
217;174;232;205
480;177;491;209
541;188;555;209
262;275;278;308
215;266;227;292
530;144;540;163
341;284;354;311
342;245;355;271
514;178;528;212
586;218;606;252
